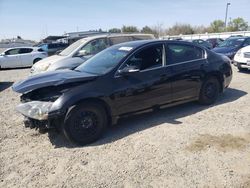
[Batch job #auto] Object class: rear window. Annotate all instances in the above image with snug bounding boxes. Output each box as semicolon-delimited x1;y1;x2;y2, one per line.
19;48;33;54
109;36;133;45
132;35;154;40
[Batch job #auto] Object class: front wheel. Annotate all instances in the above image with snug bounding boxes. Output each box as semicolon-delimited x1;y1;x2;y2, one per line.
62;102;107;145
199;77;220;105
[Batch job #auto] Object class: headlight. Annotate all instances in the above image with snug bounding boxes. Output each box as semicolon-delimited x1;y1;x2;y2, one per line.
16;101;53;120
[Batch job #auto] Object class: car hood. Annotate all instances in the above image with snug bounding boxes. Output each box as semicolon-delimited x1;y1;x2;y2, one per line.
47;56;91;71
212;46;238;54
12;70;98;94
34;55;67;67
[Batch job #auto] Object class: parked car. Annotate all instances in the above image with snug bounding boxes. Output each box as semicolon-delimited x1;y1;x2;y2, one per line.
12;40;232;145
189;39;213;49
233;45;250;71
212;37;250;59
0;47;47;69
206;38;224;48
30;34;155;75
37;43;69;56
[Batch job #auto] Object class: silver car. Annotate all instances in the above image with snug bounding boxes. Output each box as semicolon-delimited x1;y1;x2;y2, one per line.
31;33;155;75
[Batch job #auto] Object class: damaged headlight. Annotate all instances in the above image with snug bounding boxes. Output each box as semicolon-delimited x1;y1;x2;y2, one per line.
16;101;53;120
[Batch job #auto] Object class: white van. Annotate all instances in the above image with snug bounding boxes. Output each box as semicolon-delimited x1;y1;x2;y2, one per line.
31;33;155;74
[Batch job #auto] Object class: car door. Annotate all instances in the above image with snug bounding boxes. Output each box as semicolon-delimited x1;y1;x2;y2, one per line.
112;43;172;115
19;48;33;67
166;43;206;103
2;48;21;68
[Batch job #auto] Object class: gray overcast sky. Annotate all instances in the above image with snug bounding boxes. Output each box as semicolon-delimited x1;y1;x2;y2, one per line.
0;0;249;41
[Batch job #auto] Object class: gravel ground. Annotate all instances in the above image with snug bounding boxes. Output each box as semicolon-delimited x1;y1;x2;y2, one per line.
0;67;250;188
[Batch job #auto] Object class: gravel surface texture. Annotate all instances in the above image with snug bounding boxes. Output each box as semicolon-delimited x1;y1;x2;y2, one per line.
0;67;250;188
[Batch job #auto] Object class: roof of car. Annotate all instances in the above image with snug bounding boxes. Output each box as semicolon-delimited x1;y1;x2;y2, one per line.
4;46;40;51
77;33;155;43
110;39;207;49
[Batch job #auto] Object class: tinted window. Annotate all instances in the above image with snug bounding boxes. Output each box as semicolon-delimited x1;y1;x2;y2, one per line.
80;38;108;55
109;36;133;45
218;38;245;48
124;44;163;70
132;35;154;40
19;48;33;54
37;48;44;52
5;48;20;55
166;44;203;65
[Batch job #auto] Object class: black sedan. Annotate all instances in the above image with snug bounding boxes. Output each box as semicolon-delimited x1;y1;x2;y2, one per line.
12;40;232;145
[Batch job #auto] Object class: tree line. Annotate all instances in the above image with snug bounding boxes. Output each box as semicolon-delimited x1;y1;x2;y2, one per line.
104;17;249;37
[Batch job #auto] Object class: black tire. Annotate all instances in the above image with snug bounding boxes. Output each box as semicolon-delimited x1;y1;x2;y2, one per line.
62;102;107;145
238;66;247;72
199;77;220;105
33;58;41;64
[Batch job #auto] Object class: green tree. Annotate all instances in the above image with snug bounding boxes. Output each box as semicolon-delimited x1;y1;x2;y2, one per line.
227;17;248;31
108;28;121;33
121;25;139;33
166;23;194;35
208;20;225;33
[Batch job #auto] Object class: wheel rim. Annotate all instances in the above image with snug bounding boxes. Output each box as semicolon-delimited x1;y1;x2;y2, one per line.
204;83;217;99
71;111;99;138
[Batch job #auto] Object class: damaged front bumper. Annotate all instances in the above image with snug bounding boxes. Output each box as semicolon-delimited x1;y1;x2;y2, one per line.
16;101;65;130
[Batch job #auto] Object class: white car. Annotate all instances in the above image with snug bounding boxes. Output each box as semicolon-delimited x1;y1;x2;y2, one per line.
0;47;47;69
233;45;250;71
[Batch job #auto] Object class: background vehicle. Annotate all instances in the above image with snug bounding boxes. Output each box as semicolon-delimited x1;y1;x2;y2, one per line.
187;39;213;49
30;34;155;75
36;43;69;56
233;45;250;71
13;40;232;145
0;47;47;69
212;37;250;59
206;38;224;48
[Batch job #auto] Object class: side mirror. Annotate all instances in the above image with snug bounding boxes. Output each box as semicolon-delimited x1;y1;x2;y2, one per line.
118;66;140;76
55;50;62;55
75;50;88;57
0;52;6;56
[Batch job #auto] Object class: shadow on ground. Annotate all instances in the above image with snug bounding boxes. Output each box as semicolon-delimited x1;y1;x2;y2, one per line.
0;82;13;92
48;88;247;148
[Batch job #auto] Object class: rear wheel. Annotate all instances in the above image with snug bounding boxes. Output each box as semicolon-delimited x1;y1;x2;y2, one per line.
33;58;41;64
62;102;107;145
199;77;220;105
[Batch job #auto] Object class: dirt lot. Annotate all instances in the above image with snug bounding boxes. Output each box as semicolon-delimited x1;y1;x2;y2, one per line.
0;67;250;188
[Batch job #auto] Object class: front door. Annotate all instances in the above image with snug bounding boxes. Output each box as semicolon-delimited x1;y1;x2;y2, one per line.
2;48;21;68
112;43;172;115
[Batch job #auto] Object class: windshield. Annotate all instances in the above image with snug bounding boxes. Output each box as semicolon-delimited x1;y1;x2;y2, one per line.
59;39;85;56
75;46;130;75
218;38;244;48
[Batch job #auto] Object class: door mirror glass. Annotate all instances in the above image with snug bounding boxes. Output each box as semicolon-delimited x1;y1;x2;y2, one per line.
118;66;140;75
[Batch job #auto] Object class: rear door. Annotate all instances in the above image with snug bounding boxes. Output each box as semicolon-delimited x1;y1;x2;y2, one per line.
2;48;21;68
19;48;33;67
166;43;206;102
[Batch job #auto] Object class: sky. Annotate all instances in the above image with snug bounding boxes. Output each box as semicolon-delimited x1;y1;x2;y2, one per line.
0;0;250;41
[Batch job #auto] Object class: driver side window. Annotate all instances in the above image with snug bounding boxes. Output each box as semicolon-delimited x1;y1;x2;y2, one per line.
124;44;163;71
80;38;108;55
5;48;20;55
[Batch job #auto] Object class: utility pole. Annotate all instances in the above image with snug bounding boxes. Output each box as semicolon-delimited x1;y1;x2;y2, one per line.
224;2;231;31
